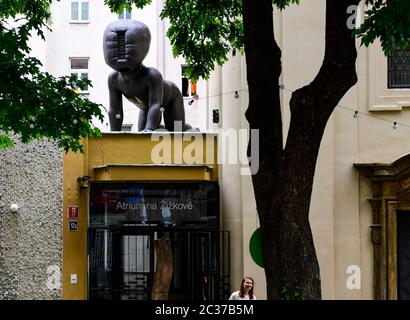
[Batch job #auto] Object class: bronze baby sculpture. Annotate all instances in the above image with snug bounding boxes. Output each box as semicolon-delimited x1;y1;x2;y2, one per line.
103;20;193;132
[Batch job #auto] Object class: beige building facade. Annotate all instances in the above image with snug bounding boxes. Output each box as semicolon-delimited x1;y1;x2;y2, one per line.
215;1;410;300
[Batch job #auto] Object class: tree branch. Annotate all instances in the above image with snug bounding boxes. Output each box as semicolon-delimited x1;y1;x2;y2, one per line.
243;0;283;154
286;0;360;149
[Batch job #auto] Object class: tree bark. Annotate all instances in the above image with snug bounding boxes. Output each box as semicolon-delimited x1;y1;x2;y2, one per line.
243;0;284;300
243;0;360;299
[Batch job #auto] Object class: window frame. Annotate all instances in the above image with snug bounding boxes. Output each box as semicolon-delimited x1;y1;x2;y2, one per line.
70;0;90;24
367;39;410;111
70;57;90;95
121;124;133;132
387;48;410;89
118;8;132;20
181;65;197;98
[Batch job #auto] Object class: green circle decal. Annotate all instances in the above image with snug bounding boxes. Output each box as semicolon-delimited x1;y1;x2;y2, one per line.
249;228;264;268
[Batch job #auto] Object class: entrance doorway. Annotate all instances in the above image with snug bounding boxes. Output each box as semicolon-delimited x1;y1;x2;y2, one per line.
355;155;410;299
88;228;230;300
87;182;229;300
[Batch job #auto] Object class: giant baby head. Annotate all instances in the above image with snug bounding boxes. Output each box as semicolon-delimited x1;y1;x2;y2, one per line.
103;20;151;72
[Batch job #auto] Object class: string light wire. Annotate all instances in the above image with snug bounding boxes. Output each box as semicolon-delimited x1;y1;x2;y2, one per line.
97;83;410;131
280;84;410;130
117;88;250;113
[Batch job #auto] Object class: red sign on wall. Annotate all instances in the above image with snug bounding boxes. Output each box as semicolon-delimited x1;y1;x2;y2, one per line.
68;205;79;219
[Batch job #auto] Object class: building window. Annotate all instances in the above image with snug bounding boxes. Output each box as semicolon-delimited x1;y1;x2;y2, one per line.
118;9;132;20
181;66;197;97
71;0;89;22
121;124;133;132
388;48;410;88
70;58;89;94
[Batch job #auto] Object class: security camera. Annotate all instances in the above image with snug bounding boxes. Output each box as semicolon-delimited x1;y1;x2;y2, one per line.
77;175;91;182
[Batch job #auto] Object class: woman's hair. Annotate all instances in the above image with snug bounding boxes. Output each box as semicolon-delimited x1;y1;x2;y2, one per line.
239;276;255;299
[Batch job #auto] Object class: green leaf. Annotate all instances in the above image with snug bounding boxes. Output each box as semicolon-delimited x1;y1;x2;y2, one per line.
0;135;14;149
105;0;299;81
355;0;410;55
0;0;104;152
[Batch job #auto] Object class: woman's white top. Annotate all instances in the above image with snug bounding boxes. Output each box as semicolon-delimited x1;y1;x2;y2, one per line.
228;291;256;300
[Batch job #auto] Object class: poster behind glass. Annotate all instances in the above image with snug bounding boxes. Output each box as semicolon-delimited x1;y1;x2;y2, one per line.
90;182;219;228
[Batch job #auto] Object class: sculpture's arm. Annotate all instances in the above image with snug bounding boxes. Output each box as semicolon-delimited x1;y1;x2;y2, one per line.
108;72;123;131
144;68;164;131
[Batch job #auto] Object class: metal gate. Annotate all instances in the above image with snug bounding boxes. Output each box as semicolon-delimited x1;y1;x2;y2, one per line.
88;228;230;300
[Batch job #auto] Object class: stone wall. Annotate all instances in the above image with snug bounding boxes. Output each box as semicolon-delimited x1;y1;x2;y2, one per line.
0;138;63;299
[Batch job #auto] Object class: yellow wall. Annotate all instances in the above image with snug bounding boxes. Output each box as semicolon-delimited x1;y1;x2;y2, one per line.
62;132;218;300
62;139;89;300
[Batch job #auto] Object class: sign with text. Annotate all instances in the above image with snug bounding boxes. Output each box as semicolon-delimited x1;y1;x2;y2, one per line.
89;183;219;227
69;220;78;232
68;205;79;219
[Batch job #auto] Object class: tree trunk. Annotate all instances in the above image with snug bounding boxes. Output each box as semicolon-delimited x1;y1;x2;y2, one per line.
243;0;360;299
243;0;284;300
